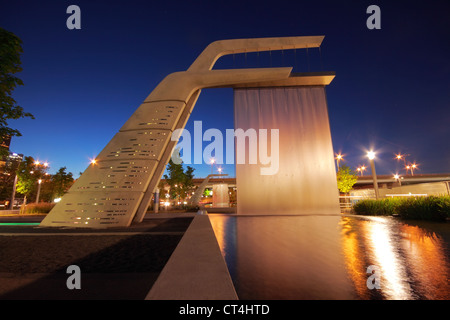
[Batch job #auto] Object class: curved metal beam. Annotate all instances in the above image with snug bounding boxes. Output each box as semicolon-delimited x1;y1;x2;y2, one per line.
188;36;324;71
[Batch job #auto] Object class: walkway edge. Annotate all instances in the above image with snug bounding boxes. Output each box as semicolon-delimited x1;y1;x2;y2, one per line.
146;214;238;300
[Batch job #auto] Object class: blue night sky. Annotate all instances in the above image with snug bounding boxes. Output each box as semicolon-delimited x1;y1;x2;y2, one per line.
1;0;449;179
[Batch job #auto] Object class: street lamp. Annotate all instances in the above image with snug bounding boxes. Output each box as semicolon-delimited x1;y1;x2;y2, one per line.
393;174;402;186
36;179;42;203
395;153;410;175
335;153;343;170
410;163;418;176
367;151;379;200
210;158;215;174
356;165;367;176
9;174;18;210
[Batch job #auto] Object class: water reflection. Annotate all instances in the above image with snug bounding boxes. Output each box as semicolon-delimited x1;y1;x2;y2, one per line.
210;215;450;300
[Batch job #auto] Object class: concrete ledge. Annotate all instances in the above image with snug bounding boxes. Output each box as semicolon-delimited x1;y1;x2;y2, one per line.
146;214;238;300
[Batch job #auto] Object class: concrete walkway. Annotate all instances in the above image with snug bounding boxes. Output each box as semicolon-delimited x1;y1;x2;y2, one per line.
146;214;238;300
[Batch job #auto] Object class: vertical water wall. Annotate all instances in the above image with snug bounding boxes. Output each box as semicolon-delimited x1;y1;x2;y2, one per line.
234;86;340;215
212;184;230;208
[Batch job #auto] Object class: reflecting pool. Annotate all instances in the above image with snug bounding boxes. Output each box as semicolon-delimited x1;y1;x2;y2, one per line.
209;214;450;300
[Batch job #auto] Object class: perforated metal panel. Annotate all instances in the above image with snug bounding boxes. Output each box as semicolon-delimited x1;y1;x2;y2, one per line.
43;191;144;227
40;100;186;228
71;160;158;192
121;101;185;131
97;130;170;162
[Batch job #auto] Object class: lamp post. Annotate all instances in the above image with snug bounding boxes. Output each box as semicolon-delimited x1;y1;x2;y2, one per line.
210;158;215;174
36;179;42;203
395;153;410;175
335;153;343;171
393;174;402;186
9;174;18;210
410;163;418;176
360;165;366;176
367;151;379;200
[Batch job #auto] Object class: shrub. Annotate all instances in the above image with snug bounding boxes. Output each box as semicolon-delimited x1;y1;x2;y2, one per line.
353;198;401;216
21;202;55;214
353;195;450;221
396;196;450;221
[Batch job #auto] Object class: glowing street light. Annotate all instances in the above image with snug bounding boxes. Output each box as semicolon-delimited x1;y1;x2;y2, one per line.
367;150;379;200
335;153;343;170
36;179;42;203
393;174;402;186
356;165;367;176
210;157;215;174
395;153;410;175
410;163;418;176
91;158;97;165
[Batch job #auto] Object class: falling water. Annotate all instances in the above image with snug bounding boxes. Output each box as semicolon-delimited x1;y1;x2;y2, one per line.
234;86;340;215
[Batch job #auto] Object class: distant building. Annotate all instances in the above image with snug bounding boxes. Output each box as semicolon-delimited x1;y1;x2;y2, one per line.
0;136;23;174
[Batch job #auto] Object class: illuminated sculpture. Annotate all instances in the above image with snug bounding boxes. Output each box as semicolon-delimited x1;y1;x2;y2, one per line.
40;36;337;228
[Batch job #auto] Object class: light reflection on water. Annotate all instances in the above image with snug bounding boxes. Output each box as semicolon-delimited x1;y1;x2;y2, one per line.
209;215;450;300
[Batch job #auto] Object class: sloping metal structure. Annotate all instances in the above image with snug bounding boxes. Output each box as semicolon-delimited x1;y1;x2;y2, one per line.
40;36;331;228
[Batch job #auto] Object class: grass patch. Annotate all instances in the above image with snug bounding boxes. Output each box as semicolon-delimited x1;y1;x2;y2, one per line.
353;195;450;221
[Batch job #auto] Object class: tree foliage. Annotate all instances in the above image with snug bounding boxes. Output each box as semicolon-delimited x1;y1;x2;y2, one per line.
163;159;195;201
336;164;358;193
0;28;35;157
15;156;48;203
50;167;74;199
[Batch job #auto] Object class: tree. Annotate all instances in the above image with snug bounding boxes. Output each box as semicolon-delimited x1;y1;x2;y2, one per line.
163;159;196;202
16;156;48;205
336;164;358;193
0;28;35;157
48;167;74;200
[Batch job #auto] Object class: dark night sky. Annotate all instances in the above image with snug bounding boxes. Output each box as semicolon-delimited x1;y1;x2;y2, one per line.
1;0;449;178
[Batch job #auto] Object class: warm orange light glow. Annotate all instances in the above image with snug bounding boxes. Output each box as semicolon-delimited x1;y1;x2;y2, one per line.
367;151;375;160
34;161;40;165
356;165;367;176
393;174;400;180
91;159;97;164
43;162;49;167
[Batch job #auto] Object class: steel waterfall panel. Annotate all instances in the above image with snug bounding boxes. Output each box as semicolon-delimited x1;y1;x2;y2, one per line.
234;87;340;215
